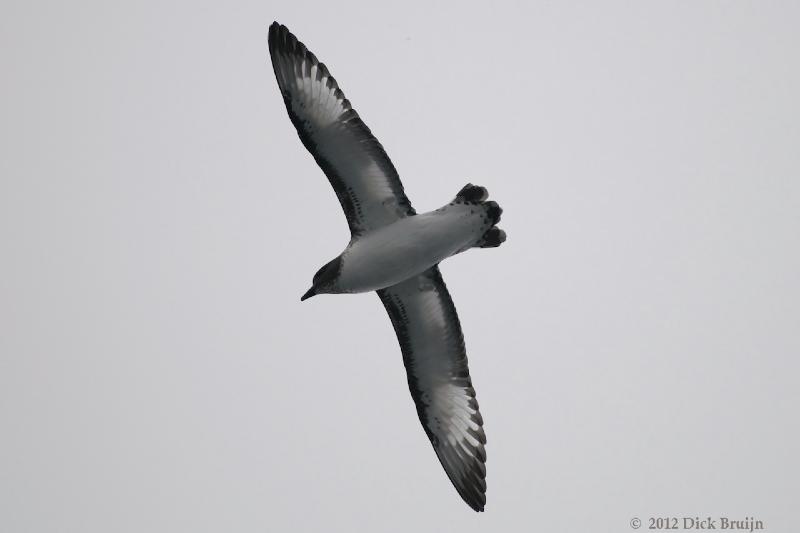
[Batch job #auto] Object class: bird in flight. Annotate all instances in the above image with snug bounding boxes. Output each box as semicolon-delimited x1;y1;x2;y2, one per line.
268;22;506;512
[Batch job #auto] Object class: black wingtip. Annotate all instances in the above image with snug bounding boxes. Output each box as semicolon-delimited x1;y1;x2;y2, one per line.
459;484;487;512
460;484;487;512
268;21;282;39
268;22;280;51
268;22;291;52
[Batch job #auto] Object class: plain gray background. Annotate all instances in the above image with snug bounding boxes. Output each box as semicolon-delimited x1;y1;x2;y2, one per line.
1;1;798;532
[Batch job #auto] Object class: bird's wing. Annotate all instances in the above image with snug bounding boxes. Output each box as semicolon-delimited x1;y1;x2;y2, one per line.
377;267;487;511
268;23;415;236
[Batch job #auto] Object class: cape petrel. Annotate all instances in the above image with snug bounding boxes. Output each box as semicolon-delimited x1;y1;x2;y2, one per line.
268;22;506;512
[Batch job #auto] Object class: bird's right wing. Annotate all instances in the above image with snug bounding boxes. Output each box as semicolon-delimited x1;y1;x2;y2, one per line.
268;23;415;236
377;267;487;511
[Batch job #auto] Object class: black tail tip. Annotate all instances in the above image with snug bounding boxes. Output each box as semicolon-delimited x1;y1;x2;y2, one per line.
455;183;489;203
479;227;506;248
485;200;502;224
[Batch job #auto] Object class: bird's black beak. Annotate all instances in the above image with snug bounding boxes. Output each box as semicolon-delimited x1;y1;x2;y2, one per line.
300;287;316;301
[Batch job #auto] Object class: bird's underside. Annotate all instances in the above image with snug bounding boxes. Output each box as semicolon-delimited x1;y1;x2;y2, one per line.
334;188;505;294
268;22;505;512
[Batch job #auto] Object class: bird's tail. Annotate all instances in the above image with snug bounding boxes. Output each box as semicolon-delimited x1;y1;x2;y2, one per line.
454;184;507;248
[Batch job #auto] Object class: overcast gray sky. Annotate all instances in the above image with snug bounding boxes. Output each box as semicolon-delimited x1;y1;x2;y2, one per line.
1;1;799;532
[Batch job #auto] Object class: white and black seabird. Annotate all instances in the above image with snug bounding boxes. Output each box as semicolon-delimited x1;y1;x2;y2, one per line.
268;22;506;512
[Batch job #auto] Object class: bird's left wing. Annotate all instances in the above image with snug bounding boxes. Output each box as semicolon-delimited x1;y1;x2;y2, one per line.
268;23;415;236
377;267;488;511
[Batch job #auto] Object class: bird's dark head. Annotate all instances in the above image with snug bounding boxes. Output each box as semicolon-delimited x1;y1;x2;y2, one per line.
301;256;343;301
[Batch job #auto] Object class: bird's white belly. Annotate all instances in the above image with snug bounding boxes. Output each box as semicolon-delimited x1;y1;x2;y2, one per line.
336;205;488;293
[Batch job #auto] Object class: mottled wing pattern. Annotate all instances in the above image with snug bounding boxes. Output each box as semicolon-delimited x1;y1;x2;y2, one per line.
378;267;487;511
268;23;415;235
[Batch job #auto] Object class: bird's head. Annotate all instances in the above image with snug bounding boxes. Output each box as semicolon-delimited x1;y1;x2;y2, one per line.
301;256;343;301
